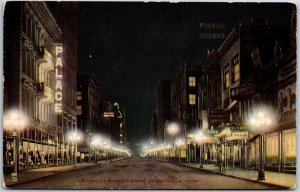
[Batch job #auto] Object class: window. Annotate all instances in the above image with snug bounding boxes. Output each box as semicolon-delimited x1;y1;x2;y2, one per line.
76;91;82;100
232;54;240;83
223;65;230;89
189;76;196;87
77;105;82;115
189;94;196;105
233;63;240;82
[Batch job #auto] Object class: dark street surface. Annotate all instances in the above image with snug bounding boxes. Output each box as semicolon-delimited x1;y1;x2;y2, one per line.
10;157;278;189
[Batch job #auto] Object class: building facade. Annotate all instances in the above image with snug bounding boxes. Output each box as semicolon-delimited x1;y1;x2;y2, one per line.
3;2;77;171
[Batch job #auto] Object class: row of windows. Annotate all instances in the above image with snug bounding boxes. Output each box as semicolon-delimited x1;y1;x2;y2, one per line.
22;87;35;119
21;50;35;80
223;54;240;90
22;10;40;46
278;87;296;112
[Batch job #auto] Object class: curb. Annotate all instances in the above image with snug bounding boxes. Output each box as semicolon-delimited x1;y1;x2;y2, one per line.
178;163;290;190
4;157;129;188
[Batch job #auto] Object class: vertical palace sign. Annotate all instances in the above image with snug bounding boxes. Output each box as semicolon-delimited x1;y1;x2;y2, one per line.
55;44;63;113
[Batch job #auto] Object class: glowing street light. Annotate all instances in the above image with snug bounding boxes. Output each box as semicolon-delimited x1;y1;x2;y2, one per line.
3;109;29;182
90;135;103;164
166;122;180;162
68;131;82;167
175;138;184;163
167;122;180;138
193;131;207;168
103;140;112;162
248;105;277;181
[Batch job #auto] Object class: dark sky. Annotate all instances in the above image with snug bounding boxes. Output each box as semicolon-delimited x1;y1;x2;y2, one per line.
77;2;294;153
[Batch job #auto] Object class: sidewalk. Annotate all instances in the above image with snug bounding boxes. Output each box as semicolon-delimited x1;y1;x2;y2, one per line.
180;162;296;189
3;157;126;188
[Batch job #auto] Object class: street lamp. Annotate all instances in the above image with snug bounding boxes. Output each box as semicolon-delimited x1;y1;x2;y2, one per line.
166;122;180;162
194;131;207;168
91;135;102;164
103;140;112;162
175;138;184;163
68;131;82;167
3;109;29;182
248;106;277;181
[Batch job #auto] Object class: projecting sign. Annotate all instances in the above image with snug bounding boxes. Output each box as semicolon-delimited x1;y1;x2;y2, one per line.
104;112;114;117
230;84;255;101
55;45;63;113
227;131;248;141
208;108;230;126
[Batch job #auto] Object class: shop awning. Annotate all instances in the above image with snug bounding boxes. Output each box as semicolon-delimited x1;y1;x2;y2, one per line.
216;128;231;137
227;130;248;141
217;128;249;141
247;134;260;143
204;136;219;143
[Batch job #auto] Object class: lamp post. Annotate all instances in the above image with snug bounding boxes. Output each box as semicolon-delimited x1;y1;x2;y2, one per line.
3;109;29;182
248;108;276;181
104;141;112;162
91;136;102;164
166;122;180;162
68;131;81;167
194;131;206;168
176;138;184;163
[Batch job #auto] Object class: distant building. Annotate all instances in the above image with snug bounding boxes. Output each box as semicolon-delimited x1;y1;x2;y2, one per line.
110;103;126;146
171;63;200;135
150;112;158;138
76;74;100;161
155;80;172;141
99;101;113;139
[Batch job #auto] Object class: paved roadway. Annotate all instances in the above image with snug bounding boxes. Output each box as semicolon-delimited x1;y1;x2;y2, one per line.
10;157;278;189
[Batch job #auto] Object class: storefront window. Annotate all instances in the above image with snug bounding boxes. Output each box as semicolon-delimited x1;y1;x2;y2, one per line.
265;133;279;167
283;129;296;168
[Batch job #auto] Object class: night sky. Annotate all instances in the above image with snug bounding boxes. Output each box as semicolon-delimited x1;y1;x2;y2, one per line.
77;2;294;153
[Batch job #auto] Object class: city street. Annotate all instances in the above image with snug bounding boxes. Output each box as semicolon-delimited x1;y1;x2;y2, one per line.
9;157;277;189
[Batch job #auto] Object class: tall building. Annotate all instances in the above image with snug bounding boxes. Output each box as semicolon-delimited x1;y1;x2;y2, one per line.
99;101;113;138
171;63;200;135
150;112;158;139
76;74;100;161
48;1;78;165
197;19;294;171
3;2;77;171
155;80;172;141
110;103;126;146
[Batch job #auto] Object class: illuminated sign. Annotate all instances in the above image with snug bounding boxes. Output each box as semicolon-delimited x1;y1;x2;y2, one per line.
55;45;63;113
104;112;114;117
227;131;248;141
208;108;230;126
230;84;255;101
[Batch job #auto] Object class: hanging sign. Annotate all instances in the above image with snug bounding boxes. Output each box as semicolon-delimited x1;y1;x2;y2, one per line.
55;44;63;113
